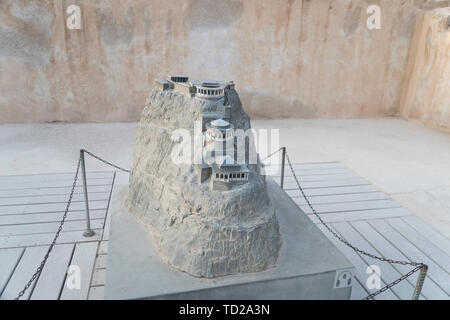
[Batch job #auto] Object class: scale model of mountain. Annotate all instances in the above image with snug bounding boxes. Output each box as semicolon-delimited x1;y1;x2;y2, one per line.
126;75;281;278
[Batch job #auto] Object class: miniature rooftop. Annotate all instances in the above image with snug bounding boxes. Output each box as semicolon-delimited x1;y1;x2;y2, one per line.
210;119;231;128
154;75;234;99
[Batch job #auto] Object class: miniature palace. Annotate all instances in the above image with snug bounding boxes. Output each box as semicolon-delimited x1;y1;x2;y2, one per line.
156;75;250;191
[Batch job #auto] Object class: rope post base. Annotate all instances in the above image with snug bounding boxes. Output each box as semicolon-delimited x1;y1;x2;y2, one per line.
412;265;428;300
80;149;95;238
83;230;96;237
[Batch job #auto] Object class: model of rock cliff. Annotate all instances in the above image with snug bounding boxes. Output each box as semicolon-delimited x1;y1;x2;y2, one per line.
127;75;281;278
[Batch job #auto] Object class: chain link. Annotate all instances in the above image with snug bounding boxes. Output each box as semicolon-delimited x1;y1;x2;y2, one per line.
16;148;425;300
15;150;130;299
82;149;130;173
261;147;283;163
15;154;82;300
265;149;427;300
362;265;422;300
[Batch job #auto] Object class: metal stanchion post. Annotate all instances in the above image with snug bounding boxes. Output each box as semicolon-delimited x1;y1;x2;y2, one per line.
80;150;95;237
412;265;428;300
280;147;286;189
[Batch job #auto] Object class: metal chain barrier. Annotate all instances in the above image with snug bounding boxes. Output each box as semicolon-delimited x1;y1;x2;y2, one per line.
17;148;426;300
261;147;284;162
82;149;130;173
264;148;428;300
15;150;130;299
15;154;82;300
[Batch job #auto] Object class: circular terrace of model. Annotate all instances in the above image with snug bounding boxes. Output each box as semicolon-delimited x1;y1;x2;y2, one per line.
205;119;234;142
192;80;227;99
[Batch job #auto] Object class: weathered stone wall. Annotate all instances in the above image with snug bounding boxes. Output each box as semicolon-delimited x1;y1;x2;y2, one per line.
399;8;450;133
1;0;449;123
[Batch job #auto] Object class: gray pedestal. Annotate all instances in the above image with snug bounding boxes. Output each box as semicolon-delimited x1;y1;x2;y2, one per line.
105;177;354;300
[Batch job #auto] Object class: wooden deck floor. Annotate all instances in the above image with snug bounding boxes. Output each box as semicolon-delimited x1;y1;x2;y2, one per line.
270;162;450;300
1;163;449;300
0;171;115;300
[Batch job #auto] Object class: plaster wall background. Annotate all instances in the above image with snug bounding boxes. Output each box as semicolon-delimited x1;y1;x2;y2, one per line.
399;8;450;133
0;0;449;125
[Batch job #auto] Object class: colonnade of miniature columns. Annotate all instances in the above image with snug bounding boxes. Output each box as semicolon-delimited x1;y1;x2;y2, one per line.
197;88;224;96
206;128;233;141
171;77;188;82
214;172;248;182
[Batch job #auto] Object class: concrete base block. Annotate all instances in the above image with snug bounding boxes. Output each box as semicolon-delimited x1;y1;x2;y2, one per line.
105;177;354;300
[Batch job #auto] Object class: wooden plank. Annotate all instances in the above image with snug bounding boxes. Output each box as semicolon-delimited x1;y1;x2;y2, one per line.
0;229;103;249
350;221;431;299
387;218;450;273
98;241;108;255
0;200;109;215
100;174;114;242
292;192;389;205
102;206;111;241
0;247;24;295
0;171;114;183
350;279;369;300
299;200;399;214
269;168;350;176
60;242;99;300
308;208;411;224
272;162;345;170
369;219;450;298
316;225;398;300
285;185;379;197
88;285;104;300
331;222;418;300
0;178;114;191
273;172;359;182
0;219;104;236
0;192;111;206
265;163;345;175
283;178;368;190
0;185;112;198
402;216;450;257
94;254;107;270
0;209;106;226
0;170;113;300
30;244;75;300
90;269;106;287
0;246;49;300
